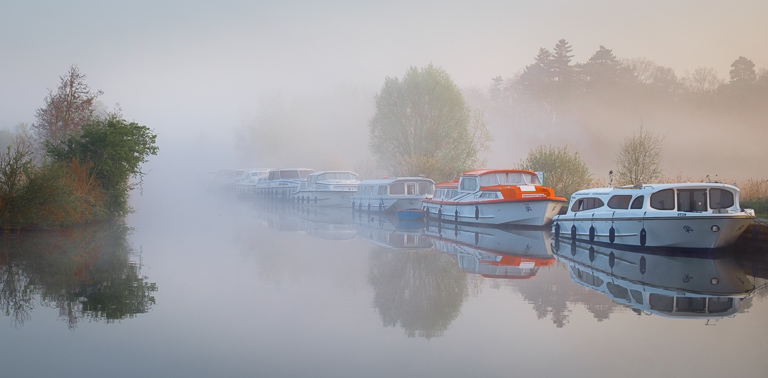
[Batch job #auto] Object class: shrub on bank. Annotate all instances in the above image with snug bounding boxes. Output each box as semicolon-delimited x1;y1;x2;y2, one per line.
0;117;156;229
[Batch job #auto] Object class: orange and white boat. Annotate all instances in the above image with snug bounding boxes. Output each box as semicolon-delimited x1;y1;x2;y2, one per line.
422;169;566;226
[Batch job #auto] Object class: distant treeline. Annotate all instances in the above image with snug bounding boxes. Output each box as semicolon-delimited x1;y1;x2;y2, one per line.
478;40;767;125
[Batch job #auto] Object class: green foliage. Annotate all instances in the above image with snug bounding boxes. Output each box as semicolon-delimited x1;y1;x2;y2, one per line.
614;123;664;186
741;198;768;218
518;144;592;200
46;117;158;217
369;64;492;183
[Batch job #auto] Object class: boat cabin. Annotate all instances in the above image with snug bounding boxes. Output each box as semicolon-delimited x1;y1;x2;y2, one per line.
306;171;360;190
267;168;314;181
567;183;742;214
356;178;434;197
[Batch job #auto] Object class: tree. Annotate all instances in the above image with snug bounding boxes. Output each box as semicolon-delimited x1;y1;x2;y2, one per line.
519;48;554;102
582;46;624;91
729;56;757;84
368;64;491;183
46;116;158;217
32;65;103;151
614;123;664;186
682;67;723;96
518;145;592;200
551;39;575;87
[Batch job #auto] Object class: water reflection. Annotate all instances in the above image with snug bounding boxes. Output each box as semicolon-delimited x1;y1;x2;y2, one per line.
354;212;432;250
0;221;157;329
552;239;757;321
425;222;554;279
368;248;467;339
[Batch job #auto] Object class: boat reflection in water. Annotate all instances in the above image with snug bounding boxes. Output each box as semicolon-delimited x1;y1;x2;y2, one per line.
425;222;554;279
354;211;432;250
552;239;756;320
295;205;357;241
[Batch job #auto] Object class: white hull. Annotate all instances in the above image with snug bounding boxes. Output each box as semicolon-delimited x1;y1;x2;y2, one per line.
423;199;565;226
352;196;425;212
553;212;753;250
294;190;356;207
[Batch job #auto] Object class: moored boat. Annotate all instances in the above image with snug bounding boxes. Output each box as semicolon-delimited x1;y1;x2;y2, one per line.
422;169;567;226
253;168;314;200
233;168;271;198
351;177;435;213
553;182;756;250
292;171;360;207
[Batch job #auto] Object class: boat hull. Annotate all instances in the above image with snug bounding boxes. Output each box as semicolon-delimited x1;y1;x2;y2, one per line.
294;190;356;207
553;212;754;250
423;199;565;226
352;196;425;213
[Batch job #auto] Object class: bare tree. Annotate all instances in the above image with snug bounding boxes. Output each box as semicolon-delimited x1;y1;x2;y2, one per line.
32;65;103;151
614;123;664;186
682;67;723;95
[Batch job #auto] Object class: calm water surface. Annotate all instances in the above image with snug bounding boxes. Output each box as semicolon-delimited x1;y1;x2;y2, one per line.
1;180;767;378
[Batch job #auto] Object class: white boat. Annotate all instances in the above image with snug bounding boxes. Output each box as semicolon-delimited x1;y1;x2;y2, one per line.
553;241;755;320
293;171;360;207
351;177;435;213
233;168;271;198
252;168;314;200
422;169;567;226
553;182;756;250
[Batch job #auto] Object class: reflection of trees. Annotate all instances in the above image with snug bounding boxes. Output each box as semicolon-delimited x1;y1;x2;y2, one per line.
512;262;622;328
368;248;468;339
0;221;156;329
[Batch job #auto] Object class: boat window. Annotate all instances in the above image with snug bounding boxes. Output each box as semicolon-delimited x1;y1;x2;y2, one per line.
650;189;675;210
479;192;499;199
406;183;417;195
630;195;644;209
460;177;479;192
709;188;735;209
390;182;405;195
529;173;542;185
299;170;312;179
418;181;434;195
708;297;734;313
677;189;707;212
281;170;300;179
495;172;526;185
649;294;674;313
607;195;632;209
378;186;387;195
570;197;605;212
675;297;707;313
479;174;499;186
630;290;644;304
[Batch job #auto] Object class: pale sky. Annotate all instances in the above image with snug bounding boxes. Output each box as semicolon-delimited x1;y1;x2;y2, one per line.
1;0;766;174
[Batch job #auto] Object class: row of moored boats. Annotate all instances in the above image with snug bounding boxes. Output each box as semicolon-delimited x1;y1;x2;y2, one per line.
210;167;757;251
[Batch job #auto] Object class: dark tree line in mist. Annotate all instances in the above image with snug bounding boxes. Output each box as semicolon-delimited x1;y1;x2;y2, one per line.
482;39;767;128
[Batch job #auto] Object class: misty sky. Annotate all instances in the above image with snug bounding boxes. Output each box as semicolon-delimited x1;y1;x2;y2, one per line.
1;0;766;175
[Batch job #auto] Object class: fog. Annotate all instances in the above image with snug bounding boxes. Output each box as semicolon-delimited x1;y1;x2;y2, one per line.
1;0;767;187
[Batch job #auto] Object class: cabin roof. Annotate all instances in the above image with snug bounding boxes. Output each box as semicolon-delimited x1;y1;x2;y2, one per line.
572;182;740;197
435;180;459;188
460;168;537;177
359;177;435;185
